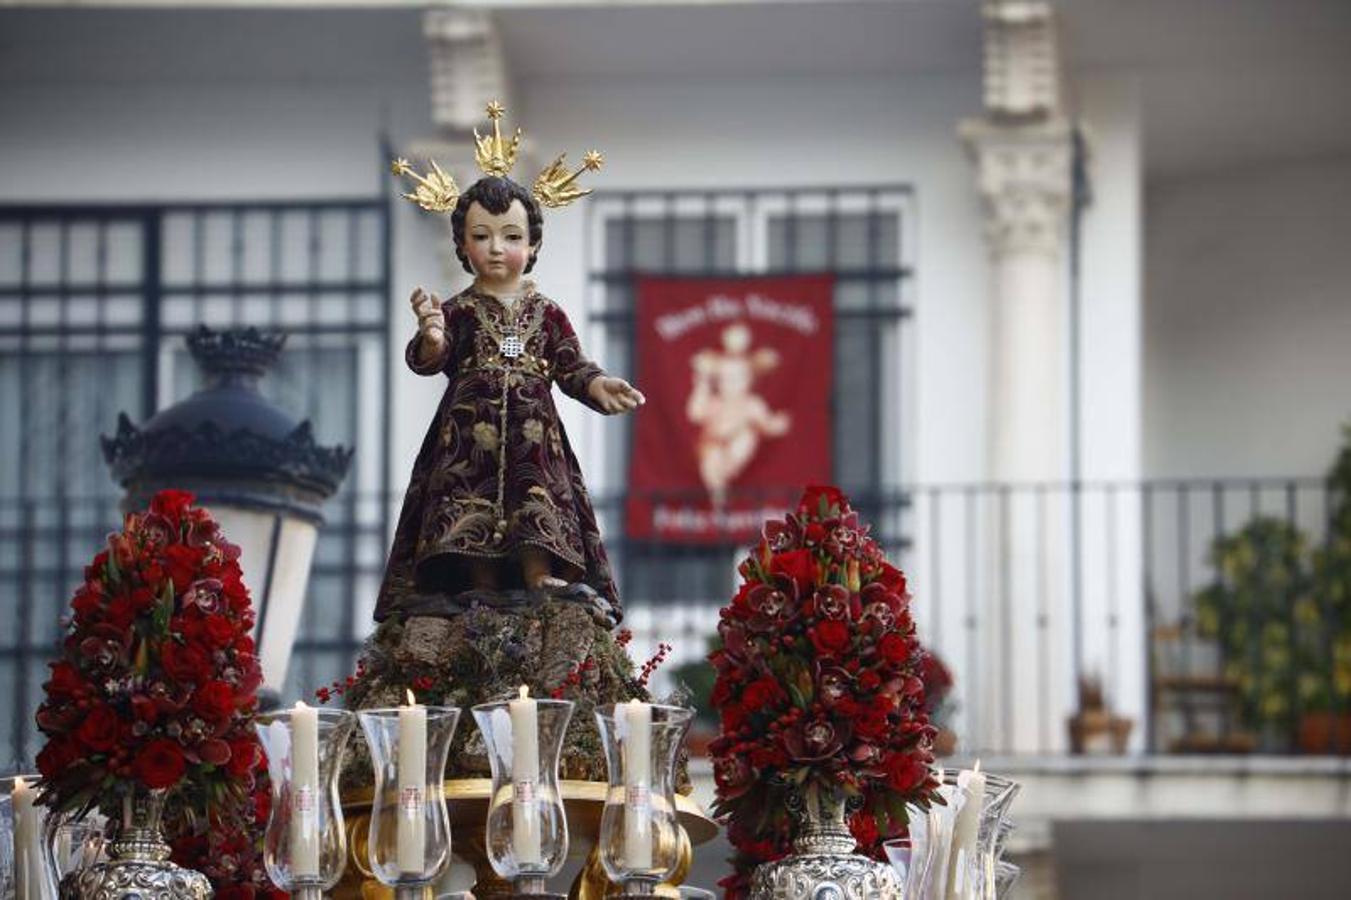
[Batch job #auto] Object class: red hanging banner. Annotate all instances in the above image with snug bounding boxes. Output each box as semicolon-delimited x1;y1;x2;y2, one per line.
626;274;835;544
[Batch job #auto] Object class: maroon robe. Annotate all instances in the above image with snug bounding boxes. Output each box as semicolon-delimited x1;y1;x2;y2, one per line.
374;281;621;621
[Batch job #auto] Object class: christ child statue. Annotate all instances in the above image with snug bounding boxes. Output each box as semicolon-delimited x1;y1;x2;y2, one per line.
374;104;643;624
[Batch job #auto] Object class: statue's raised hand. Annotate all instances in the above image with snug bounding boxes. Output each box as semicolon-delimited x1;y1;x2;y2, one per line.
588;376;646;414
410;288;444;337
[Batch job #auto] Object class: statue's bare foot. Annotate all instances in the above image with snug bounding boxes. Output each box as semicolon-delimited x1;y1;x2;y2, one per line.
528;573;569;592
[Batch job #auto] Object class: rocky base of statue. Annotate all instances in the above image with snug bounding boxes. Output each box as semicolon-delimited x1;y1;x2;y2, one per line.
337;588;689;793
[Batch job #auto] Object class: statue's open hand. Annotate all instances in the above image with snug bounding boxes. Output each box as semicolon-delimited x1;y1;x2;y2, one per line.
410;288;444;335
588;376;646;414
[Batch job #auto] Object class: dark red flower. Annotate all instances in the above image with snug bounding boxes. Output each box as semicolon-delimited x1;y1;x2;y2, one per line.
45;661;86;699
849;811;880;849
161;640;212;684
783;714;850;763
816;666;853;707
202;614;236;649
712;754;755;800
105;595;136;630
150;489;196;523
885;752;927;792
763;517;802;552
742;676;785;711
36;737;81;779
198;739;232;766
75;704;121;752
813;584;852;621
809;620;850;656
798;485;848;515
138;512;177;548
163;543;205;594
226;739;259;779
193;680;238;723
878;632;911;665
769;549;816;590
875;562;907;595
134;738;187;789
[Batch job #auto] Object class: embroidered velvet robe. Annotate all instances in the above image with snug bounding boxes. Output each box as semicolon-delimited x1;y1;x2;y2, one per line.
374;282;620;621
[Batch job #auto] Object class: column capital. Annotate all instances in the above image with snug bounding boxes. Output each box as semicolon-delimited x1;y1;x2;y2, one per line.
962;120;1074;258
423;7;513;135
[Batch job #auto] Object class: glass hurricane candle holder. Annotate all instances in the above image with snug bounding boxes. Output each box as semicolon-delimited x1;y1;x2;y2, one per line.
594;702;693;895
358;705;461;898
256;706;357;900
471;693;575;897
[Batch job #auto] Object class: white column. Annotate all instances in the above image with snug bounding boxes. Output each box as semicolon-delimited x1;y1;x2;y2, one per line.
960;1;1076;755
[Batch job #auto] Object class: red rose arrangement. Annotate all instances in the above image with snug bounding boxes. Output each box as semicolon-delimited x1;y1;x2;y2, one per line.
34;490;274;896
708;486;941;899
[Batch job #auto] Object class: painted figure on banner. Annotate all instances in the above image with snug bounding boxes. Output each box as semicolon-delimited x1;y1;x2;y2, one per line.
687;323;792;506
628;275;835;544
375;102;642;625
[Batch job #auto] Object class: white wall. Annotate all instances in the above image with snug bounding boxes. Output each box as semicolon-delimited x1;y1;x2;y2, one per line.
1145;155;1351;479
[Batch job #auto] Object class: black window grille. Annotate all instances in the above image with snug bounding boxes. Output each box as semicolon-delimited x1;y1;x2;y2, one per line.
0;198;391;767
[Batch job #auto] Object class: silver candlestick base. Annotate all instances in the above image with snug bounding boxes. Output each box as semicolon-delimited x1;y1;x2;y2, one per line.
291;886;325;900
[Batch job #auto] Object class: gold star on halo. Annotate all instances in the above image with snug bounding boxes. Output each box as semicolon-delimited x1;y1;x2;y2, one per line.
582;150;604;171
486;100;506;120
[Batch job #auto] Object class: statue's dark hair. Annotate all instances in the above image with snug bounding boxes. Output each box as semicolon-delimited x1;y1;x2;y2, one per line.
450;176;544;275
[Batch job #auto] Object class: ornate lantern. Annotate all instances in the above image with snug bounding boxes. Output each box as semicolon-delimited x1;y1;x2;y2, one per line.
102;326;352;697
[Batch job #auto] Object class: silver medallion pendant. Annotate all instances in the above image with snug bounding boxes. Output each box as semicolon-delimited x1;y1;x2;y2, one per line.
500;334;525;358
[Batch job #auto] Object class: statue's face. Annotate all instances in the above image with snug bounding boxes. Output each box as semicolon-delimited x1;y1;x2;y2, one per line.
464;199;535;286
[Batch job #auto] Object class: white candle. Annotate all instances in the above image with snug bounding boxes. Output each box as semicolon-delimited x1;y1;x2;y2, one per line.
622;699;653;871
397;690;428;874
509;685;541;867
291;701;321;879
945;760;986;900
13;776;45;900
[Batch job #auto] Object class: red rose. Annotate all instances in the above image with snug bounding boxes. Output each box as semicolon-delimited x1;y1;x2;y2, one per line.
809;620;850;656
857;670;882;692
875;563;907;595
769;549;816;590
46;662;86;699
161;641;211;684
885;753;927;792
105;595;136;630
36;737;81;779
129;587;157;613
134;738;186;789
75;704;121;752
798;485;848;515
193;680;238;723
878;632;910;665
163;544;205;594
202;614;236;649
220;568;250;612
804;522;828;545
132;695;160;725
150;489;196;523
849;811;880;849
742;676;785;711
226;738;260;778
721;702;748;733
71;585;104;621
854;707;890;741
